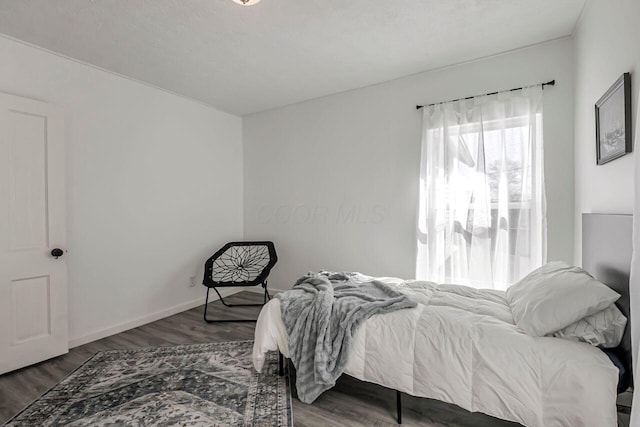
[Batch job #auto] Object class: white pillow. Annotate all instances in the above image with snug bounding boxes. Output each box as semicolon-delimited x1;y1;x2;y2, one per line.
506;261;620;336
550;304;627;348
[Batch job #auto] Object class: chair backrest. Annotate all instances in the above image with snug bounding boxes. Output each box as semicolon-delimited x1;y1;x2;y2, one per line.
203;241;278;287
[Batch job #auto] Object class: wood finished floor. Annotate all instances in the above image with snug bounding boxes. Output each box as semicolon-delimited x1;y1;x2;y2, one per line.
0;292;629;426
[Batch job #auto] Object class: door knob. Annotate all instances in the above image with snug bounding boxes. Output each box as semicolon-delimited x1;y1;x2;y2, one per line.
51;248;64;259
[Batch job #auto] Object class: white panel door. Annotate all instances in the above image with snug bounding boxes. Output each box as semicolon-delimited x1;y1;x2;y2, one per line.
0;92;67;374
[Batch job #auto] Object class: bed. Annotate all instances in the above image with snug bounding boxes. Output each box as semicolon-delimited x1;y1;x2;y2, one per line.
253;213;632;427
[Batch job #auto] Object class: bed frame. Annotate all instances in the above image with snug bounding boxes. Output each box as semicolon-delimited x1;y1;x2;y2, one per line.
278;213;633;423
582;213;633;399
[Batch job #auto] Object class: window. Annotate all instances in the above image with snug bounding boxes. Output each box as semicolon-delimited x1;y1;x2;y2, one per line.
416;88;546;290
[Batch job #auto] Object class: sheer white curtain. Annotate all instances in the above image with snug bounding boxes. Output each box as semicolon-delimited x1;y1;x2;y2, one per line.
416;87;546;290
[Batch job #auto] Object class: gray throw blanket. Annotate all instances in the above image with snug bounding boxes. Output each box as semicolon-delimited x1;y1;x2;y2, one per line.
276;272;417;403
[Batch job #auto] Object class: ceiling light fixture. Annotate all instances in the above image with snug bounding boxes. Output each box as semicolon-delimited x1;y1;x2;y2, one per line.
232;0;261;5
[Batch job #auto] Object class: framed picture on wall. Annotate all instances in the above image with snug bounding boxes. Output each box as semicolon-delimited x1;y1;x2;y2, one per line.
595;72;632;165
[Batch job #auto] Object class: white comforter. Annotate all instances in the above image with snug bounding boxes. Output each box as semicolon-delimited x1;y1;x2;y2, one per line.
253;275;619;427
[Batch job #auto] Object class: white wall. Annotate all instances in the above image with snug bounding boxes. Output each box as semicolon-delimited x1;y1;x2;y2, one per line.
244;38;576;290
573;0;640;263
0;36;244;345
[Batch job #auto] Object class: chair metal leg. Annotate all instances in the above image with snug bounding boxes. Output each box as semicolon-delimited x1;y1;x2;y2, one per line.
396;390;402;424
263;284;271;304
203;283;269;323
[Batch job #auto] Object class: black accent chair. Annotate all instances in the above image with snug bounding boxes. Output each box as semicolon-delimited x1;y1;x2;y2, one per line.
202;241;277;323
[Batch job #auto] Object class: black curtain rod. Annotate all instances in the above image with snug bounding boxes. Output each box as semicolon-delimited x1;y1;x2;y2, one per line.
416;80;555;110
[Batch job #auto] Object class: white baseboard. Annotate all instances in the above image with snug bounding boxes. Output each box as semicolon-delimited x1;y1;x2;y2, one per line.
245;286;288;295
68;287;243;348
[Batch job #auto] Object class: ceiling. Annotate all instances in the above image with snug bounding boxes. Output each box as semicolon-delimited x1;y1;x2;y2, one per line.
0;0;586;115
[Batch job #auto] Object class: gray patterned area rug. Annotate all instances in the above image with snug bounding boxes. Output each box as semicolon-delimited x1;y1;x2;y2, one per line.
5;340;292;426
